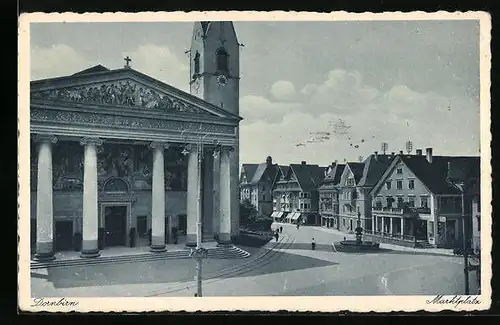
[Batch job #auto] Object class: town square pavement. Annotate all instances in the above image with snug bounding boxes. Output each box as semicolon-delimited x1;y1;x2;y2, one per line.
31;223;478;297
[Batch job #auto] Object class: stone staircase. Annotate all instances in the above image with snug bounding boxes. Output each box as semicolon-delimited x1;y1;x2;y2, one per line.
30;246;250;270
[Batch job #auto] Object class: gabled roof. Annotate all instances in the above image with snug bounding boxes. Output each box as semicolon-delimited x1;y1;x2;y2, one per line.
370;154;480;196
358;154;395;187
249;163;279;185
345;162;365;184
31;65;243;122
319;163;346;189
240;164;259;184
289;163;325;192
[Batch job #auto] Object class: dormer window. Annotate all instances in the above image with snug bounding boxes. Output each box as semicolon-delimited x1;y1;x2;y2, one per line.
193;51;200;75
216;47;229;73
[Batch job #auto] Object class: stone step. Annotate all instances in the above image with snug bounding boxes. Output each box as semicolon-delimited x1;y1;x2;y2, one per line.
30;246;250;270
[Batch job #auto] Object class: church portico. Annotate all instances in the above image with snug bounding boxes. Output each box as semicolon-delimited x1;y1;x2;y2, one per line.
30;21;243;261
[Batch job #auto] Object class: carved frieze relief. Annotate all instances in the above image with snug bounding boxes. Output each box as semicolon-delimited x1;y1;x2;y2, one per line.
30;108;235;135
31;79;211;115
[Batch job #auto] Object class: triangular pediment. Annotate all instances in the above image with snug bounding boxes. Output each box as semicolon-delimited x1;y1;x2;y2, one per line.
30;67;241;120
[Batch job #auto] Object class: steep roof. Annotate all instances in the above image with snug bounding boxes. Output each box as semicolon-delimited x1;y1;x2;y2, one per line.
346;162;365;184
241;164;259;184
401;155;480;194
249;163;279;184
289;163;325;192
319;164;346;189
358;154;395;187
370;154;480;196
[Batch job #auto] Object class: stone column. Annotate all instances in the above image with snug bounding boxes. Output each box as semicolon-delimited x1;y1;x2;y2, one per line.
229;146;239;239
381;217;385;236
212;151;221;237
80;137;103;258
186;146;199;247
372;215;375;234
401;218;404;238
150;141;169;252
34;135;58;261
218;147;232;246
389;217;394;236
202;151;214;240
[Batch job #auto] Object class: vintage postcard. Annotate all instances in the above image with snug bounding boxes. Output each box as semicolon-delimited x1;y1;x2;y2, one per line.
18;11;492;313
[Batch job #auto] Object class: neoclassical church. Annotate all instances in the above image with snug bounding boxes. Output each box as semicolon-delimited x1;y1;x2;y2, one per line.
30;21;242;260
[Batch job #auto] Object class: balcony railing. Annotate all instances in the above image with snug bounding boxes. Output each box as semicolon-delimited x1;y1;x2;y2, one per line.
372;206;432;215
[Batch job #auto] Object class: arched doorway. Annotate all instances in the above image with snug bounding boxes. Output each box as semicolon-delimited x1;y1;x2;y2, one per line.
101;177;130;248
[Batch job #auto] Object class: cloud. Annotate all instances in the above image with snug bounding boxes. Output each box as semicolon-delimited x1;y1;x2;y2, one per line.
31;44;91;80
123;44;189;92
240;69;480;164
270;80;296;100
240;95;301;124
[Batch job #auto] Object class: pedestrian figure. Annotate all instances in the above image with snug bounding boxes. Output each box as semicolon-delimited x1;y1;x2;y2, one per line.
194;293;198;297
280;226;283;233
275;231;279;242
296;223;300;230
311;238;316;250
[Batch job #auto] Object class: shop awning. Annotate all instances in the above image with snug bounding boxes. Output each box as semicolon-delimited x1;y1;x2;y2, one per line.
287;212;296;220
276;212;284;219
271;212;278;218
292;213;302;220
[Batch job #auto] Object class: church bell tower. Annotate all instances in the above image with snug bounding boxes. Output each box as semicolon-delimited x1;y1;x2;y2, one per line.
189;21;241;239
189;21;240;116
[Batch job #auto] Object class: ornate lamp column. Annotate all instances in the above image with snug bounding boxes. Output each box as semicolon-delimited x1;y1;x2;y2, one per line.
218;146;234;246
80;137;103;258
150;141;169;252
33;134;58;261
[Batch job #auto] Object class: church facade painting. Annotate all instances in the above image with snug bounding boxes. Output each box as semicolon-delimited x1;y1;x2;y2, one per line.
30;21;243;260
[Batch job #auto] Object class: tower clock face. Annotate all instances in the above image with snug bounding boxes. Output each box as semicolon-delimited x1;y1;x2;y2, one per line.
216;74;228;87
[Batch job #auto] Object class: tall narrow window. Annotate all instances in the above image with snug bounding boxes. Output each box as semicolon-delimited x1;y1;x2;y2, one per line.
193;51;200;75
216;48;229;72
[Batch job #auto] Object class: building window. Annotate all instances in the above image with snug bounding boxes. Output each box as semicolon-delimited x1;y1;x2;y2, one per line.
193;51;200;75
386;196;394;208
397;168;403;174
216;48;229;73
396;180;403;190
420;196;428;208
261;185;266;191
408;179;415;190
262;195;266;201
300;203;304;209
386;181;392;190
408;196;415;207
397;196;404;208
477;216;481;232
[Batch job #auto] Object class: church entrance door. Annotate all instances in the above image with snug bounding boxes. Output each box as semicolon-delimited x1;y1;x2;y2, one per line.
55;220;74;251
104;206;127;247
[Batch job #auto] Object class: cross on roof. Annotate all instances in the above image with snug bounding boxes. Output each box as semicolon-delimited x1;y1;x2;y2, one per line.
124;56;132;68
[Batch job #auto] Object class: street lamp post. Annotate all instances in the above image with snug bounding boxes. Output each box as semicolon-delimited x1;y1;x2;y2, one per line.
459;184;470;295
182;126;219;297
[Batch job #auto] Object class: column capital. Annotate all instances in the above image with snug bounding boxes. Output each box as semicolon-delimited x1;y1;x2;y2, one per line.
80;137;103;147
33;134;58;144
149;141;170;150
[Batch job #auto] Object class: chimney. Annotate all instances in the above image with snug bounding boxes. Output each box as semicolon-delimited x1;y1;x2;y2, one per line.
266;156;273;166
301;161;306;165
374;151;378;161
416;149;422;156
426;148;433;163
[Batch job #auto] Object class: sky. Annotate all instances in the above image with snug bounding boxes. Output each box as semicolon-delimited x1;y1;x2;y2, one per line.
30;20;481;165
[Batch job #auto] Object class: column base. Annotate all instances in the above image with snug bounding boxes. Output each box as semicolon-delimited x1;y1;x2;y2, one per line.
185;233;197;247
33;252;55;262
150;244;167;253
80;249;101;258
217;233;232;247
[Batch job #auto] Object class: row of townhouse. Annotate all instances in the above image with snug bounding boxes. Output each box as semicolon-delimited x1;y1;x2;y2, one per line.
239;148;481;250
